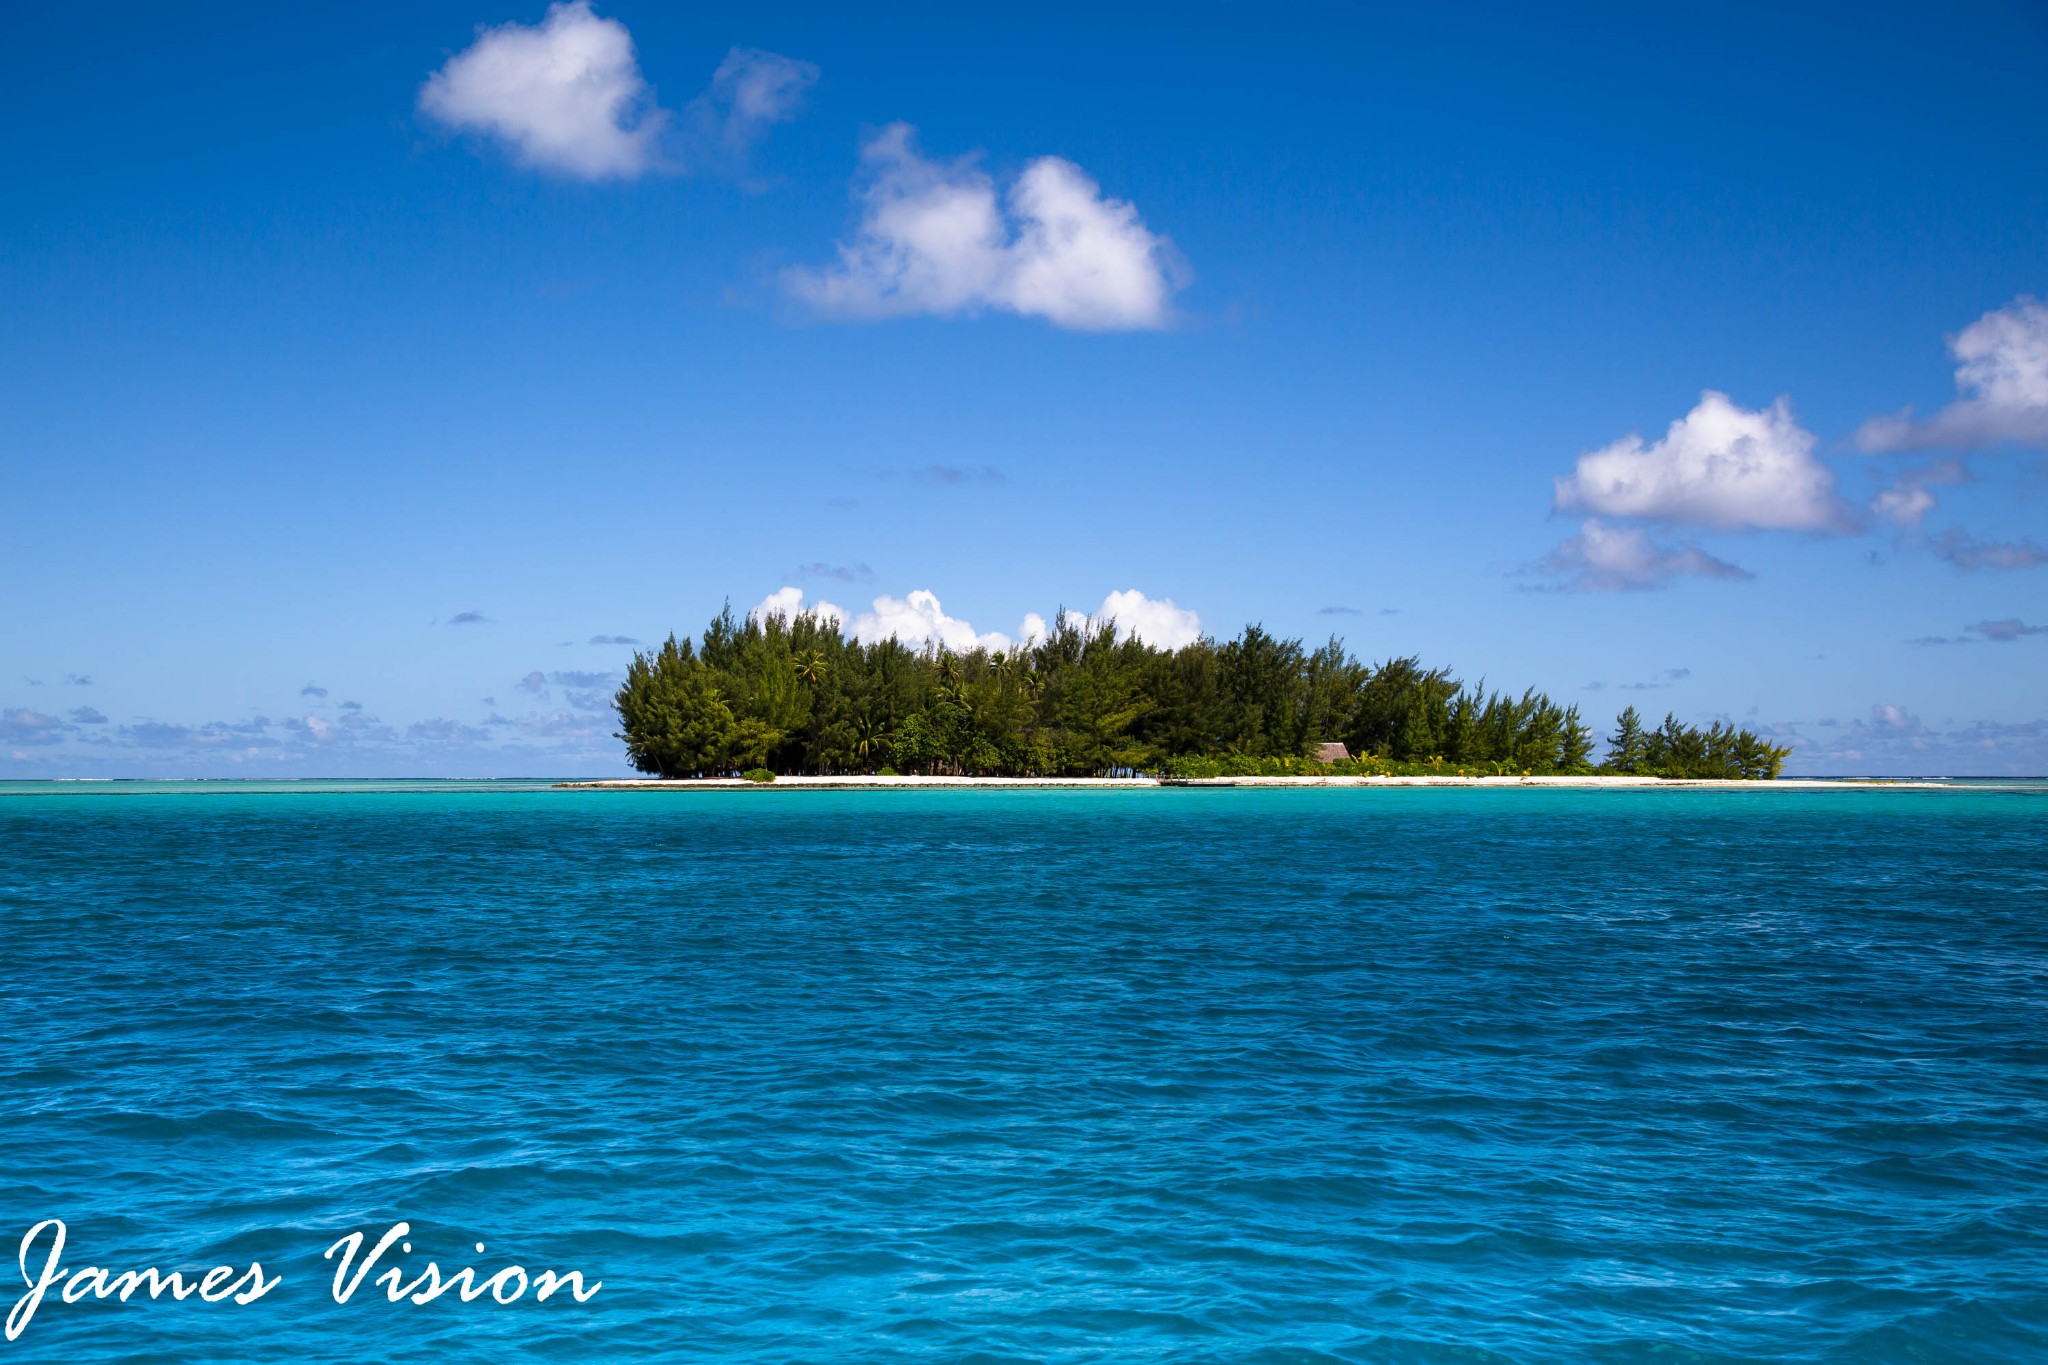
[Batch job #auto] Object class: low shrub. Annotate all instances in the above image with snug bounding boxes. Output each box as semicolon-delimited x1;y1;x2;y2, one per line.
742;768;775;784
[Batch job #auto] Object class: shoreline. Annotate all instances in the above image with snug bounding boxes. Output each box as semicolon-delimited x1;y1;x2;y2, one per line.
556;774;1954;791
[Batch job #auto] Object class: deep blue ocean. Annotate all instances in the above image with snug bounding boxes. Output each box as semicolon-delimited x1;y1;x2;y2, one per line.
2;782;2045;1362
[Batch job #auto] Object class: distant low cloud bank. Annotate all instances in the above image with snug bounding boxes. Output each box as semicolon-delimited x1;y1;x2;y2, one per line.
1772;705;2048;777
1;709;66;746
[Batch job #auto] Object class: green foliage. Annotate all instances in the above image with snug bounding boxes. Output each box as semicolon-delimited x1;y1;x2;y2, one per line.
614;605;1787;780
1605;706;1649;774
1593;704;1787;779
742;768;776;784
1620;712;1791;780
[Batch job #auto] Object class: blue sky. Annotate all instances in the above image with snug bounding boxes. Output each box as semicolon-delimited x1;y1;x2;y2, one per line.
3;0;2044;776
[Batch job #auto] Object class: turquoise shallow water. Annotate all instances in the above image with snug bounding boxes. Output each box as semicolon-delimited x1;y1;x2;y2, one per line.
2;783;2045;1362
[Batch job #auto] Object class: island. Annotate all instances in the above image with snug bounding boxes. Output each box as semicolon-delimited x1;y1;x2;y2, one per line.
611;605;1793;782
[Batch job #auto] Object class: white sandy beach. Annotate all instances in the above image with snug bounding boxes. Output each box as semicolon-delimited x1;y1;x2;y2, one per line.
558;775;1950;791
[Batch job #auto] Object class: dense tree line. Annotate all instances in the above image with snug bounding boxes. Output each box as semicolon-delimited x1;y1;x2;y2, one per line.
614;605;1790;780
1597;705;1791;781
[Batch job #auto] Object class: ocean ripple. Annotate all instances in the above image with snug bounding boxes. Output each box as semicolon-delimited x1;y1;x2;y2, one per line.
1;783;2044;1361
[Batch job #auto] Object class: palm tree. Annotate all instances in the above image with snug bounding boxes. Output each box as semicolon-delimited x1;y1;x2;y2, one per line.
794;649;828;686
852;712;891;768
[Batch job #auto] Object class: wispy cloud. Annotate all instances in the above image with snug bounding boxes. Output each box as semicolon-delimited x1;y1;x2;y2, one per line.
682;47;818;172
1913;617;2048;645
448;610;491;625
1317;606;1362;616
67;707;107;725
300;682;329;698
1856;296;2048;452
1862;457;2041;573
1605;667;1694;692
894;464;1005;486
588;634;641;646
63;674;92;687
1928;528;2048;572
797;562;874;583
1531;520;1753;592
786;124;1184;330
1971;617;2048;642
1869;456;1968;528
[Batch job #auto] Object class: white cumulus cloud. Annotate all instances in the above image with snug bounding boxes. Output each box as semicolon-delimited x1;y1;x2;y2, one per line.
420;2;666;179
853;590;1011;652
1534;519;1754;592
1555;391;1850;532
1088;589;1202;647
1928;528;2048;572
1857;296;2048;451
746;587;1201;652
749;586;845;629
420;5;813;180
1002;160;1180;330
785;124;1182;330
